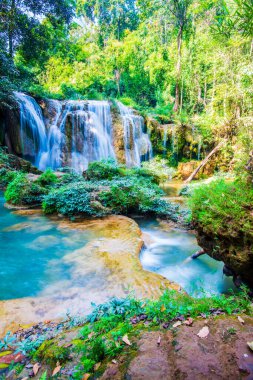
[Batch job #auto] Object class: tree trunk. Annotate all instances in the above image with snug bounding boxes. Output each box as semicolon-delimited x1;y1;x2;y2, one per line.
184;141;224;183
8;0;16;57
173;27;183;113
115;69;121;96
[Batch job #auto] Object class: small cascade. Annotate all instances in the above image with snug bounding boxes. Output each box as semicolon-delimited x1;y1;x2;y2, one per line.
39;99;64;170
171;125;176;155
117;102;152;167
197;138;202;161
14;92;47;167
163;126;168;150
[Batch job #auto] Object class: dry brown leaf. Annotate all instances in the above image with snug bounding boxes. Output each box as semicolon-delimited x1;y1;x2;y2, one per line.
94;362;101;371
238;316;245;324
33;363;40;376
173;321;182;328
247;342;253;351
157;336;161;346
184;318;194;326
122;334;131;346
197;326;209;338
52;365;61;376
82;375;90;380
160;304;166;312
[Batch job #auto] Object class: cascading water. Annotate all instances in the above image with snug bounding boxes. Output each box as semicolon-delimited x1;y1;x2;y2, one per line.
68;100;116;172
15;93;116;172
14;92;47;167
39;99;64;170
163;126;168;153
117;102;152;167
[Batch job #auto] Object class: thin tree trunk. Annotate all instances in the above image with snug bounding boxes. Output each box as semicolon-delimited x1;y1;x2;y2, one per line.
184;141;224;183
180;76;183;113
211;64;216;115
173;27;183;112
8;0;16;57
204;77;207;106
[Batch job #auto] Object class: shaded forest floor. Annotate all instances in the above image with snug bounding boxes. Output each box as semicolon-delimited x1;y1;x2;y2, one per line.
1;314;253;379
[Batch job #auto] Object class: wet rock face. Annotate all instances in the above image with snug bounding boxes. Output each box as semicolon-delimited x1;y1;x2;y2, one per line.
110;103;125;164
0;102;22;155
196;228;253;288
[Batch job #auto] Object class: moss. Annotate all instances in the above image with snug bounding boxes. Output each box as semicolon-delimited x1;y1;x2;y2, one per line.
33;340;70;367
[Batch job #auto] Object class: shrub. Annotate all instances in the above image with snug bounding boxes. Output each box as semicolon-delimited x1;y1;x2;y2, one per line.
98;177;162;214
36;169;58;187
141;158;176;183
85;159;120;180
42;182;97;217
0;168;17;187
5;173;48;205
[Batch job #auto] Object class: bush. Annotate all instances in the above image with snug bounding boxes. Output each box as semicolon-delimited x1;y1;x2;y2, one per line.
42;182;97;217
141;158;176;183
98;177;163;214
85;159;120;180
188;179;253;237
5;173;48;205
36;169;58;187
0;168;17;187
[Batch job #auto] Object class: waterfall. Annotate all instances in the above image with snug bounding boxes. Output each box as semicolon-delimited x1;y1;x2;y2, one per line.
163;126;168;152
68;100;116;172
117;102;152;167
39;99;64;170
14;92;47;167
14;94;116;172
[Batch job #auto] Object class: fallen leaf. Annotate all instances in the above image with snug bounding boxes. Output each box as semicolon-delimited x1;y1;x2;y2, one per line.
64;343;73;348
247;342;253;351
112;359;117;364
157;336;161;346
82;375;90;380
88;332;95;340
197;326;209;338
94;362;101;371
160;304;166;312
173;321;182;328
238;316;245;324
122;334;131;346
33;363;41;376
52;365;61;376
184;318;194;326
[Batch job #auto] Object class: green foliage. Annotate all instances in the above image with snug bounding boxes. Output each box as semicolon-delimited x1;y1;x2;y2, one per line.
188;179;253;237
98;177;162;214
0;168;17;187
142;158;176;183
85;159;120;180
4;173;48;205
42;182;95;217
36;169;58;187
34;340;70;366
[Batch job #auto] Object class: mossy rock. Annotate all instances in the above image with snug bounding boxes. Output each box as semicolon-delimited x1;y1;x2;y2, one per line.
33;340;71;367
